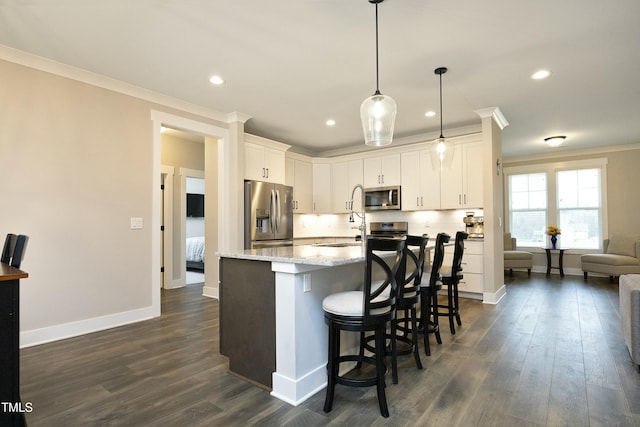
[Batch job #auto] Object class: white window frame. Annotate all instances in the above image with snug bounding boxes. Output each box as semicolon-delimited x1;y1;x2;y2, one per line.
504;158;608;253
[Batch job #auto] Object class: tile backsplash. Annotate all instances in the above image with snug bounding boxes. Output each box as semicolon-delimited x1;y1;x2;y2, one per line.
294;209;483;240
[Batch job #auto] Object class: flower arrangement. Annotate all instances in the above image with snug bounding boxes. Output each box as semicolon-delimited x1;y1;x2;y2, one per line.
546;226;561;237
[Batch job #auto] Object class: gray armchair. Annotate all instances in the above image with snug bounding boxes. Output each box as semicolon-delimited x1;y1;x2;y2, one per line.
581;235;640;281
504;233;533;275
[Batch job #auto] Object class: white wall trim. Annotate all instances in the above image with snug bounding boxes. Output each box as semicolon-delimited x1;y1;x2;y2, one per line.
152;110;230;306
21;306;157;348
0;44;232;125
202;286;219;299
483;285;507;305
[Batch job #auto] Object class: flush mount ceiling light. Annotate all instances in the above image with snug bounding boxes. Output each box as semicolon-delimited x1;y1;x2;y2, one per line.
430;67;455;169
326;119;336;127
544;135;566;147
360;0;397;147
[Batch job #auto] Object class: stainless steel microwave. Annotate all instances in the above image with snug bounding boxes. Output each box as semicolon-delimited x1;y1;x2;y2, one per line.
364;186;401;211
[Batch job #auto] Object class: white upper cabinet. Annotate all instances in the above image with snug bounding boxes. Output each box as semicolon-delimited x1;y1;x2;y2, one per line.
245;140;287;184
312;162;332;214
440;141;483;209
331;159;364;213
363;154;401;188
286;157;313;213
401;150;440;211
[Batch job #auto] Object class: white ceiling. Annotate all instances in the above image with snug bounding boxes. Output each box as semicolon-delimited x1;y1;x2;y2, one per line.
1;0;639;158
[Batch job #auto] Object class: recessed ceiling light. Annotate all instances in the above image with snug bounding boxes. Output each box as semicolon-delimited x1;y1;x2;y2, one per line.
531;69;551;80
544;135;566;147
209;75;225;85
425;111;436;118
326;119;336;127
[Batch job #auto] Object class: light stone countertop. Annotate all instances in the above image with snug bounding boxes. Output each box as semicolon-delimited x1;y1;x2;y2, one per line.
216;243;367;267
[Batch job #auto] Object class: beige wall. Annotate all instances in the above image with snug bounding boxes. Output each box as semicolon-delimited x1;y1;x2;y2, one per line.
0;58;227;342
503;146;640;273
161;134;205;171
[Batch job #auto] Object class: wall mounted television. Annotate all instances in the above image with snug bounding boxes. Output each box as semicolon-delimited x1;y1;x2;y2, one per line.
187;193;205;217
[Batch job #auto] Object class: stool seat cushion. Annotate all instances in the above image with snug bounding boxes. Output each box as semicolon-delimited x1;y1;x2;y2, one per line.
505;250;534;261
323;291;391;317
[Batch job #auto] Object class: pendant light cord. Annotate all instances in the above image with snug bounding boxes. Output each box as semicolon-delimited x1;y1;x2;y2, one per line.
374;2;381;95
439;72;444;138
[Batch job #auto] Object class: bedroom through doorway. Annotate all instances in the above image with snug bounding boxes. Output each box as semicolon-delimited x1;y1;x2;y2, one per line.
186;176;205;285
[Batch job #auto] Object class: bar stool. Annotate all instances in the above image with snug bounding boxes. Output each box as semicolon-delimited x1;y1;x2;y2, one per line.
322;237;406;418
417;232;449;356
359;234;429;384
439;231;468;334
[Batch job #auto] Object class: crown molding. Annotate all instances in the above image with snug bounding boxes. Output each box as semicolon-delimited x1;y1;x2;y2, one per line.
475;107;509;130
503;142;640;163
0;44;231;124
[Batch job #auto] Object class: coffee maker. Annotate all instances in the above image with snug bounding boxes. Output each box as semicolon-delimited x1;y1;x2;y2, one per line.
463;211;484;238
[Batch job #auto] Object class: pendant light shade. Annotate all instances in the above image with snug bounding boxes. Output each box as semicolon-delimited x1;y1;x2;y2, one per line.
361;0;396;147
430;67;455;169
361;92;397;147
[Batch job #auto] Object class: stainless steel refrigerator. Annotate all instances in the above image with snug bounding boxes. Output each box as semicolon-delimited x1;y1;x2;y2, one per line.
244;180;294;249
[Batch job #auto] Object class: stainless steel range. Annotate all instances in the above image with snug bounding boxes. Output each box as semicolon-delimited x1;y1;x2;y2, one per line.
369;221;408;238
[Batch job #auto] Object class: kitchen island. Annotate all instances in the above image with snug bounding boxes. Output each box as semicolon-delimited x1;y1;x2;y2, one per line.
217;243;371;406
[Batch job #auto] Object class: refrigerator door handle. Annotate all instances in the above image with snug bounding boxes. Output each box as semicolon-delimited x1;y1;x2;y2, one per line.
275;189;281;233
269;189;276;233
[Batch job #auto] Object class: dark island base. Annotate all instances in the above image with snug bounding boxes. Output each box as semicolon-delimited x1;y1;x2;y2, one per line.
219;257;275;389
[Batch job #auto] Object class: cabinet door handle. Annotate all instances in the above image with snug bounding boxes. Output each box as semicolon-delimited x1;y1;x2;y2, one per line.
421;196;424;206
464;194;467;204
266;168;269;178
381;174;384;184
459;194;462;205
417;197;420;206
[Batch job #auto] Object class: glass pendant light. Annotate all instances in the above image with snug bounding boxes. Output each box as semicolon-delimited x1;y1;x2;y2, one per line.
430;67;455;169
360;0;397;147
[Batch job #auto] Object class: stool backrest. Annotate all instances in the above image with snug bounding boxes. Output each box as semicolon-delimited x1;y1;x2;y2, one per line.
450;231;469;277
401;235;429;299
428;233;450;287
2;234;28;268
364;237;406;323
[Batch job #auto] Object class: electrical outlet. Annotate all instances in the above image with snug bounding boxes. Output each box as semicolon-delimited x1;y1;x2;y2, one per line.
303;274;311;292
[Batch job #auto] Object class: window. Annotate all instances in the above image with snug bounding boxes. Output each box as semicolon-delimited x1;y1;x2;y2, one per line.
508;173;547;246
557;168;601;249
505;159;607;250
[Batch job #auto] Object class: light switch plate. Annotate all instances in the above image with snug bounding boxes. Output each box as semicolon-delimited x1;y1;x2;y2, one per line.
130;217;143;229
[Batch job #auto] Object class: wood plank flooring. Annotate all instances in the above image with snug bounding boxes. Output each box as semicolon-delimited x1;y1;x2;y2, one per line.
20;274;640;426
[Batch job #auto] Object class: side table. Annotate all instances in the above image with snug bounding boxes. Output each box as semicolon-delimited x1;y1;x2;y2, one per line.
542;247;568;277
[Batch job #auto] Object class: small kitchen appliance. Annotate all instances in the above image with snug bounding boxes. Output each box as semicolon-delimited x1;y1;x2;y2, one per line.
463;212;484;239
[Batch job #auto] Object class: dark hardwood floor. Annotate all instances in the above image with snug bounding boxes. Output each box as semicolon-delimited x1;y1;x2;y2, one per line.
20;274;640;426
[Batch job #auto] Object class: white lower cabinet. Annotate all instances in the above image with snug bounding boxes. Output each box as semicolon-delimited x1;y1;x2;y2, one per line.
443;239;483;294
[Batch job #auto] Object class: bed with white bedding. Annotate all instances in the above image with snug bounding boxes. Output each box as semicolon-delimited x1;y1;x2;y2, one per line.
186;237;205;271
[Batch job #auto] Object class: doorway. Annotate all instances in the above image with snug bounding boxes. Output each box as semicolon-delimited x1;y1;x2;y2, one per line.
152;110;230;314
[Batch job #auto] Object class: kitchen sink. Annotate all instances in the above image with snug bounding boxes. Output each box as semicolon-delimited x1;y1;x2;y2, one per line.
312;242;362;248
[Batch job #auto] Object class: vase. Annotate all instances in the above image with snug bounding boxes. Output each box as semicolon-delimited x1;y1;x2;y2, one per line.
550;235;557;249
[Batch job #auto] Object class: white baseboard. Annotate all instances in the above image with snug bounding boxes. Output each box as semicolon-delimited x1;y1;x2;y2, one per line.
202;286;218;299
20;305;158;348
483;285;506;305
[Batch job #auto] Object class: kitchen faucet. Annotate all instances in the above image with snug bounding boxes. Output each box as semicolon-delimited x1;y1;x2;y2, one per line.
348;184;366;244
